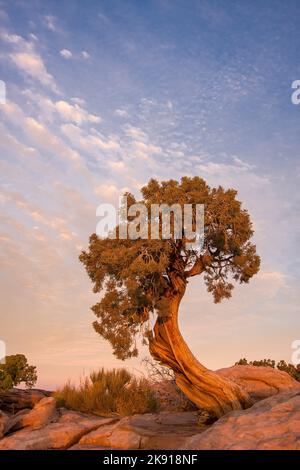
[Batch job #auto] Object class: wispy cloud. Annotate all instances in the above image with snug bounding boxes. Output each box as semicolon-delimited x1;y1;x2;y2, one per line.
1;31;60;93
81;50;90;59
114;108;129;118
60;48;72;59
61;123;120;155
43;15;59;32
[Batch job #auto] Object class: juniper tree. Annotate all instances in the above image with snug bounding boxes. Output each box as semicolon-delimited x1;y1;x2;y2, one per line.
80;177;260;418
0;354;37;390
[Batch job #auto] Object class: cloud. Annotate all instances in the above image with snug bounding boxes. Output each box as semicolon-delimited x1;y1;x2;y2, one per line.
132;140;161;159
98;12;110;23
124;125;162;160
1;31;59;93
0;123;37;158
125;125;147;141
55;100;100;124
0;32;22;44
60;49;90;60
61;123;120;152
195;160;269;189
253;271;288;299
29;33;38;42
43;15;59;32
94;184;119;200
140;98;156;109
81;51;90;59
1;100;87;168
109;160;125;171
10;53;58;91
115;109;129;118
22;90;101;125
2;189;78;242
0;8;8;21
60;49;72;59
1;100;27;124
24;117;82;163
232;156;254;170
71;97;86;106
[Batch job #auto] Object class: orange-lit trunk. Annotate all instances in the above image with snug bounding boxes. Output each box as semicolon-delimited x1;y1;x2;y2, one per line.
149;278;252;418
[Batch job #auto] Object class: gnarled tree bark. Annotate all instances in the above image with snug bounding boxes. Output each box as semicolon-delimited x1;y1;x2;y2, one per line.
149;276;252;419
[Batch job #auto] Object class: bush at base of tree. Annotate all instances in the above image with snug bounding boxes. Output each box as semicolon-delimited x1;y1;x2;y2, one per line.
54;367;159;416
235;358;300;382
0;354;37;390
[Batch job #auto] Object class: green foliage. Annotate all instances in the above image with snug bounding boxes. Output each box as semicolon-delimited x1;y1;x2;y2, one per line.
0;354;37;390
80;177;260;359
235;358;249;366
235;358;276;368
277;360;300;381
54;368;159;416
235;358;300;382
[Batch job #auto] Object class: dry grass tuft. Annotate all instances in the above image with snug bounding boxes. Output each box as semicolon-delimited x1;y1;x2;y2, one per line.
54;367;159;416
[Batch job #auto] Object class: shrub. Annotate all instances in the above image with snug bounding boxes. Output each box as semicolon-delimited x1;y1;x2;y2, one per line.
116;377;159;415
54;368;159;416
235;358;300;382
277;360;300;382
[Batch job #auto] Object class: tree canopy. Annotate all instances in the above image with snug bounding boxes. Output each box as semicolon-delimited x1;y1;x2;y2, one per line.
80;176;260;360
0;354;37;390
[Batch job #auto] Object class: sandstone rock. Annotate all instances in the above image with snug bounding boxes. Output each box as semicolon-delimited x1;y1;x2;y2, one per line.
57;409;115;423
0;388;50;412
78;422;120;447
0;411;10;438
0;411;116;450
80;411;205;449
110;427;142;449
216;365;300;402
9;397;58;431
182;389;300;450
5;409;29;434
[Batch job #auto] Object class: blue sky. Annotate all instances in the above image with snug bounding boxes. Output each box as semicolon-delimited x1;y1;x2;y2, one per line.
0;0;300;388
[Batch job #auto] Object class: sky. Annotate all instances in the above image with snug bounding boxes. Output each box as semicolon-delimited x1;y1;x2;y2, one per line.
0;0;300;389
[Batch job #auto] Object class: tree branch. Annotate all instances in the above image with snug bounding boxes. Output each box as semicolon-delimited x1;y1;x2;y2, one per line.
185;257;205;278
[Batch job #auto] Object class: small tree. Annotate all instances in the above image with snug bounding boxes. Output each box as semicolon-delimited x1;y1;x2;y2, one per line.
235;358;276;368
80;177;260;418
277;360;300;381
0;354;37;390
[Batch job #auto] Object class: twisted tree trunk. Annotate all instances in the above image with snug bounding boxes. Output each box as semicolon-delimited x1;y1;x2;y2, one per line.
149;277;252;419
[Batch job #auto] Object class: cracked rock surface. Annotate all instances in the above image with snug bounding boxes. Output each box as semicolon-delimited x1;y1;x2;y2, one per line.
1;366;300;451
182;389;300;450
